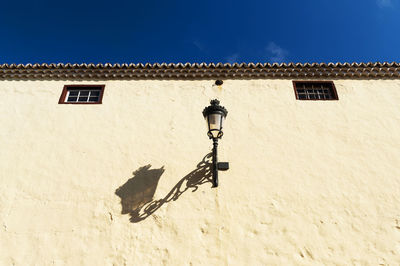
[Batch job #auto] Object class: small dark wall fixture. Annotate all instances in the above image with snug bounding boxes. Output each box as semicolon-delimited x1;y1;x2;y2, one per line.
115;154;212;223
215;80;223;86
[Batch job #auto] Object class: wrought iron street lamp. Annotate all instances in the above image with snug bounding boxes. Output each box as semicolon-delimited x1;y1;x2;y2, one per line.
203;99;229;187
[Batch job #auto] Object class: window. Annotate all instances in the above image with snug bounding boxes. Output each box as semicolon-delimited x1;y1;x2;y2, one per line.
293;81;338;100
59;85;105;104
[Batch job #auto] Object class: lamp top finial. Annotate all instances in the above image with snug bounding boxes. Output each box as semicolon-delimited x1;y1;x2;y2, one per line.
210;99;220;106
202;99;228;118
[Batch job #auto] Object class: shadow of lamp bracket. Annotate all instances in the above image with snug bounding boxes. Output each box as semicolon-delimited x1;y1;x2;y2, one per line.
203;98;229;187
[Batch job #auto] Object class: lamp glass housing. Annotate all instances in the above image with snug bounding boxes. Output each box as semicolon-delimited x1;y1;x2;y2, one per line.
206;111;224;139
203;99;228;140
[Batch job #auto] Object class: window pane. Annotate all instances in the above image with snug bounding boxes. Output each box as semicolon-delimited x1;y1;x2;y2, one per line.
298;94;306;100
80;91;90;96
78;96;88;102
69;91;79;96
67;96;77;102
88;96;99;102
90;91;100;96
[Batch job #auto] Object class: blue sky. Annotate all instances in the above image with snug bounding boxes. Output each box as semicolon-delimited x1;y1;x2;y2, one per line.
0;0;399;64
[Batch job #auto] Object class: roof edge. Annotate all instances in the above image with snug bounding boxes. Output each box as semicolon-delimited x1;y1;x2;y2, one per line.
1;62;399;79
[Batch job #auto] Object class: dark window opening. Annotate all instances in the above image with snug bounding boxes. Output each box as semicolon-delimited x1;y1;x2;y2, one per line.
293;81;338;100
59;85;105;104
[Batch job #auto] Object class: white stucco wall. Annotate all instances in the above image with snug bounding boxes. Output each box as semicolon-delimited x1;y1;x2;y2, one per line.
0;79;400;265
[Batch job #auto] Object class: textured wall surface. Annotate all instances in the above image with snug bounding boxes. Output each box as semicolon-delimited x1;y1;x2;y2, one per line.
1;79;400;265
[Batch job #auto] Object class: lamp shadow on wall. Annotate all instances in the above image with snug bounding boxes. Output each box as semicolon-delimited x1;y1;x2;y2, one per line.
115;153;212;223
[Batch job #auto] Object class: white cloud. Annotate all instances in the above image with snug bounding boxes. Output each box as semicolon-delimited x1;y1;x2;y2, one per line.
225;53;240;64
266;42;288;63
377;0;393;8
